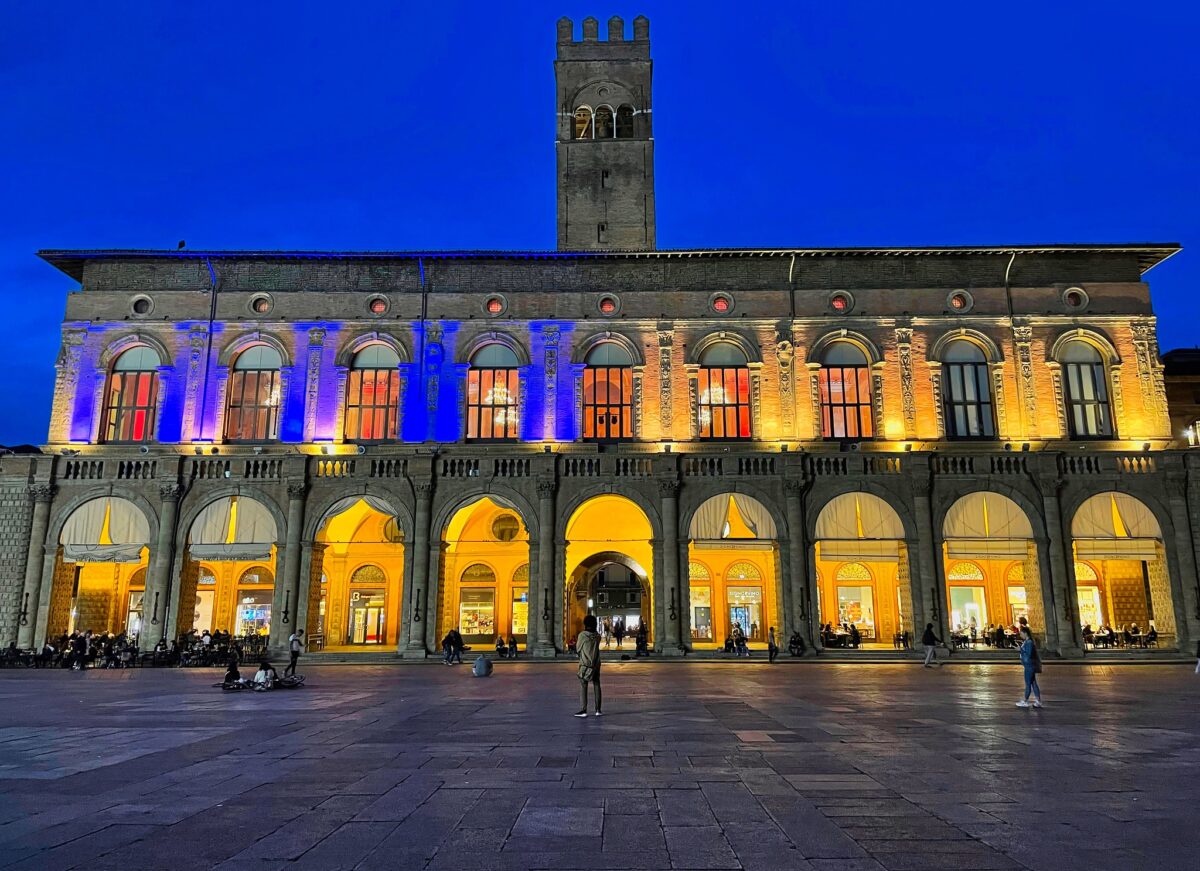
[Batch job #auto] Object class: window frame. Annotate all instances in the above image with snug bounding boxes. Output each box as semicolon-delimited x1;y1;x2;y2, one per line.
100;350;160;445
818;348;874;442
343;346;402;443
697;365;752;441
1063;353;1114;440
224;346;283;443
941;347;996;440
582;364;634;442
465;366;520;442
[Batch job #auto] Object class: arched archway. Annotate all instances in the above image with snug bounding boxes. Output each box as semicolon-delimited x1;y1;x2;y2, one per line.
686;493;781;649
312;497;405;649
942;492;1045;646
564;495;654;649
47;496;151;640
1070;492;1174;645
437;497;532;650
178;495;278;642
813;492;913;649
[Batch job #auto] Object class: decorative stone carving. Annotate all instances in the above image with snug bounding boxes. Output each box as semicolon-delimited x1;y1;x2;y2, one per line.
536;478;557;499
775;332;795;437
631;369;644;438
656;478;680;497
414;479;435;498
749;368;763;438
303;327;326;442
807;365;823;439
1108;367;1126;433
990;364;1008;439
687;372;700;440
928;364;945;439
287;482;309;500
1013;325;1038;438
543;325;559;440
657;330;673;436
871;370;885;440
895;329;916;438
1049;364;1068;437
28;484;56;504
181;327;208;441
1132;320;1171;433
158;482;185;502
49;329;86;443
782;477;804;498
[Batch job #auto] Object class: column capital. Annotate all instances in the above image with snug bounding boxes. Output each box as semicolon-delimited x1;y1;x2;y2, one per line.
782;477;805;498
158;482;185;502
414;479;435;498
656;478;681;497
536;477;557;499
286;481;309;500
28;484;56;504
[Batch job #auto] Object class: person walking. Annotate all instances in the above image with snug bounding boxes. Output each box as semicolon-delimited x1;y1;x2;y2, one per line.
1016;626;1043;708
921;623;942;667
614;619;625;649
285;629;305;677
450;628;464;665
575;614;602;718
767;626;778;663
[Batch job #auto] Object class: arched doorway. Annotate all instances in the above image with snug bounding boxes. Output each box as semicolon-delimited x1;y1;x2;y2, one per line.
814;492;913;649
311;497;405;650
48;496;151;640
178;496;278;642
437;497;532;650
1071;493;1175;645
563;495;654;648
942;492;1045;646
686;493;781;649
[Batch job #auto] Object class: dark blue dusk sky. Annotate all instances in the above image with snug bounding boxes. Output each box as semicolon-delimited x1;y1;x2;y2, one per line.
2;1;1197;445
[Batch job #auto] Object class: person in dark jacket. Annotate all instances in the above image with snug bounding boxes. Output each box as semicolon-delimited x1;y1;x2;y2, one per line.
922;623;942;667
1015;626;1043;708
575;615;602;717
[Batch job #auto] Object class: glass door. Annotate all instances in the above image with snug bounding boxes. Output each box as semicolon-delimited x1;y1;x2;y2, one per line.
347;589;385;644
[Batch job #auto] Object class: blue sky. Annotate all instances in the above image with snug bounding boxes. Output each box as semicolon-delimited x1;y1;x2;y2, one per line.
1;1;1196;445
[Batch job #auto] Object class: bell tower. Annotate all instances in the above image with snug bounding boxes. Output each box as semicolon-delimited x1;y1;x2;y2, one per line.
555;15;655;251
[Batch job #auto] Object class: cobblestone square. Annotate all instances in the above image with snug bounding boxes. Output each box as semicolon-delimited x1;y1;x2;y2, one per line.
0;662;1198;870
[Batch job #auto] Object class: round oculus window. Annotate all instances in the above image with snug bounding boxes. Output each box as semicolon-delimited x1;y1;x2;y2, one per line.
484;296;507;316
947;290;973;313
710;293;733;314
250;295;272;315
130;296;152;316
492;514;520;542
1063;287;1088;309
829;291;853;313
368;296;388;315
598;295;619;315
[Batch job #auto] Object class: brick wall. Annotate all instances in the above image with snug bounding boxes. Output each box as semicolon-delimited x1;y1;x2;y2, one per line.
0;480;33;645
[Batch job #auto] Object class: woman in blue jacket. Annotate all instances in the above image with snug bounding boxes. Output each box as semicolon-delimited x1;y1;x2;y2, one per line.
1016;626;1043;708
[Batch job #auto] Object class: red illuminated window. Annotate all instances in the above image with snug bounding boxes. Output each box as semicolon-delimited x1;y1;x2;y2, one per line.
819;342;873;440
225;345;283;442
100;346;161;444
830;293;851;313
696;341;752;440
251;296;271;314
711;294;732;314
598;296;618;315
466;344;520;441
583;342;634;441
486;297;505;315
369;297;388;315
949;293;968;310
344;344;402;442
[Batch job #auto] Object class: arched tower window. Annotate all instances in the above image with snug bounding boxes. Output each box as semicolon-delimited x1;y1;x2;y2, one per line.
1060;341;1113;438
697;342;751;440
942;340;995;439
573;106;594;139
819;342;873;440
344;344;401;442
583;342;634;441
466;344;520;441
594;105;615;138
225;345;283;442
615;104;635;138
101;346;161;444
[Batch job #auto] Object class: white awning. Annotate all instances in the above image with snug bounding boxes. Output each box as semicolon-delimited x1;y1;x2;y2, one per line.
689;494;777;543
943;493;1033;560
60;497;149;563
1071;493;1162;562
819;540;899;562
317;495;402;532
189;496;277;561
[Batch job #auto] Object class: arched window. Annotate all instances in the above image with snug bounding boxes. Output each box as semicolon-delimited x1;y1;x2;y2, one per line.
238;565;274;586
466;344;520;441
942;340;995;439
697;342;751;440
819;342;873;440
583;342;634;441
836;563;873;582
461;563;496;584
225;345;283;442
350;564;386;585
594;105;614;138
344;344;401;442
726;561;762;581
574;106;593;139
1061;341;1113;438
101;346;161;443
688;562;711;581
615;104;635;138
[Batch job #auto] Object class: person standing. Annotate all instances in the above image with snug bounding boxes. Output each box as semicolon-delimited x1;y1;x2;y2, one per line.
767;626;778;663
1016;626;1043;708
285;629;304;677
922;623;942;667
614;619;625;649
575;614;602;718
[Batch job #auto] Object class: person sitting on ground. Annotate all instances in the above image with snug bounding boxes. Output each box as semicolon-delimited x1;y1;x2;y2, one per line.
849;624;861;649
472;654;493;677
507;635;518;659
723;634;735;655
253;660;277;690
788;631;806;657
495;636;507;658
634;623;649;657
223;660;242;686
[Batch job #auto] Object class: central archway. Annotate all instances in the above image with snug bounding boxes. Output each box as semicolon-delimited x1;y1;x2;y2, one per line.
563;495;654;649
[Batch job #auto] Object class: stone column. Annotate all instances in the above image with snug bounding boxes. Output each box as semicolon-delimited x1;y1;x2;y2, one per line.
909;464;938;639
1036;469;1082;655
533;476;557;657
1165;470;1200;649
658;478;683;654
783;478;813;648
402;480;434;658
17;485;55;648
270;482;307;652
144;482;183;645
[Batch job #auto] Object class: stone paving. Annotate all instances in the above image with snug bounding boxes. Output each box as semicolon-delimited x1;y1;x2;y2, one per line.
0;661;1198;870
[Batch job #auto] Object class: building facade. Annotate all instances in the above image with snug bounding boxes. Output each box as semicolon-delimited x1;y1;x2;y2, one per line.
2;16;1197;659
